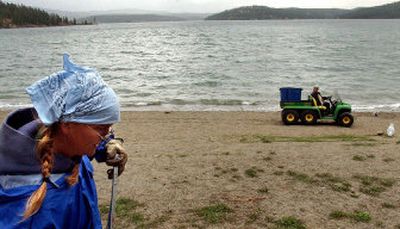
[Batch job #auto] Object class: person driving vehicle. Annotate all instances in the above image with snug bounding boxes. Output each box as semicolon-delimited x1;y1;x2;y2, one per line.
311;85;331;111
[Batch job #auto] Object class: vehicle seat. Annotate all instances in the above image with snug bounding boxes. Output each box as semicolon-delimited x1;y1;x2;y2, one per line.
311;96;327;110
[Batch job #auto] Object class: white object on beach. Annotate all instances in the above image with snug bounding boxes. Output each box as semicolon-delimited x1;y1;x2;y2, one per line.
387;123;395;137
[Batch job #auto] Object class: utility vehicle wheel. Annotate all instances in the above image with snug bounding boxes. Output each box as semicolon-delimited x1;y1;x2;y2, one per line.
301;110;318;125
338;112;354;127
282;110;299;125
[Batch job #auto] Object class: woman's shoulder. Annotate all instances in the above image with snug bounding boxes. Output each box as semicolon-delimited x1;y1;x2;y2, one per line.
0;108;41;175
0;108;74;176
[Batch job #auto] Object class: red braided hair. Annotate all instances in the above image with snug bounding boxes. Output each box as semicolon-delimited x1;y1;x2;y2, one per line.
23;124;80;219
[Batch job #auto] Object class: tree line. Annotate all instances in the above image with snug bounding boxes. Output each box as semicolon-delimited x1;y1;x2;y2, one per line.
206;1;400;20
0;1;90;28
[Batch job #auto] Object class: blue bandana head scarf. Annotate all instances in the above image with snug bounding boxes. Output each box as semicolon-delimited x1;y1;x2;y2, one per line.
26;54;120;125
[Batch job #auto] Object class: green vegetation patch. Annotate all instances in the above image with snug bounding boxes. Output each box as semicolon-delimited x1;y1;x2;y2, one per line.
353;175;395;187
353;175;396;196
245;168;258;178
99;204;109;215
240;134;375;143
352;155;367;161
287;170;316;184
353;211;372;222
286;171;352;193
116;198;145;224
245;166;264;178
99;197;155;228
360;186;386;196
329;210;371;223
196;203;233;224
329;210;349;220
274;216;306;229
315;173;352;192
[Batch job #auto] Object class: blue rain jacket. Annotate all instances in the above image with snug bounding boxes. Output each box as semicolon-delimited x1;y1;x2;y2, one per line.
0;108;102;229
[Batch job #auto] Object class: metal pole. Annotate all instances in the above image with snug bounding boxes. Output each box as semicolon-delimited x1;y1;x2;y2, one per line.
107;166;118;229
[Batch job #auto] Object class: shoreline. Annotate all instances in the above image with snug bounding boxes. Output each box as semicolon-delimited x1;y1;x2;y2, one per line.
1;106;400;113
1;109;400;114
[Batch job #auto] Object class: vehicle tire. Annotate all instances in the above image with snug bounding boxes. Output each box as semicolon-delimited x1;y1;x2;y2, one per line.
301;110;318;125
282;110;299;125
338;112;354;127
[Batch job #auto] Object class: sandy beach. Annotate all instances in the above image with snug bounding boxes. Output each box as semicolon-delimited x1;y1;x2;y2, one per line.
1;111;400;228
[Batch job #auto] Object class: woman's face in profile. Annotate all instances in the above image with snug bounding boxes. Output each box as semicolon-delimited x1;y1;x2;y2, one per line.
54;122;112;158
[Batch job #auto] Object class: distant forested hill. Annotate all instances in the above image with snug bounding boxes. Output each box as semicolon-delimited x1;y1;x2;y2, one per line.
206;1;400;20
340;1;400;18
83;14;185;23
206;6;348;20
0;1;76;28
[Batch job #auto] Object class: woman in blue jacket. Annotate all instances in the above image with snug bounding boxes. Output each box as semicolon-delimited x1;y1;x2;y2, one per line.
0;54;127;228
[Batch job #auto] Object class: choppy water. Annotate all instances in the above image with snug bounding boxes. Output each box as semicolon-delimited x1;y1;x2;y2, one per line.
0;20;399;111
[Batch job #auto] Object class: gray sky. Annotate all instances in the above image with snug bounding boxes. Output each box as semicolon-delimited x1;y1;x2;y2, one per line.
5;0;397;13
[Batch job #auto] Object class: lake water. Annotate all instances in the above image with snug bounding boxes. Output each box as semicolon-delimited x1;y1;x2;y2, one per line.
0;20;399;111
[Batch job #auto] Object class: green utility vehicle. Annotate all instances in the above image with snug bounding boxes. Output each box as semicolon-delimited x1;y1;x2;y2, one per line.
279;87;354;127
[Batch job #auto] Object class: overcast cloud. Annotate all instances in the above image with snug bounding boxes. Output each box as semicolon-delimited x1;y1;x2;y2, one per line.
5;0;397;13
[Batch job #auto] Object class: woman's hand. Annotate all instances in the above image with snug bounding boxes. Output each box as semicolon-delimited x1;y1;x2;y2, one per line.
105;139;128;179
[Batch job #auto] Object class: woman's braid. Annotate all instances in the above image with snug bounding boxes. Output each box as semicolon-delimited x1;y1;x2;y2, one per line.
23;126;54;220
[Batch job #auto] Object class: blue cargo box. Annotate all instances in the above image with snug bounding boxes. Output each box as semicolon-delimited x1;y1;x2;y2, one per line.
280;87;302;102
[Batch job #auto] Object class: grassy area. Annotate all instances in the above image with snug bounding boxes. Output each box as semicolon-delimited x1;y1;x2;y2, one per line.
353;175;395;187
329;210;371;223
353;175;396;197
315;173;352;192
286;171;352;193
274;216;306;229
352;155;367;161
245;167;264;178
99;198;144;227
195;203;233;224
115;198;145;226
287;170;316;184
99;197;170;229
285;170;398;198
240;134;375;143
